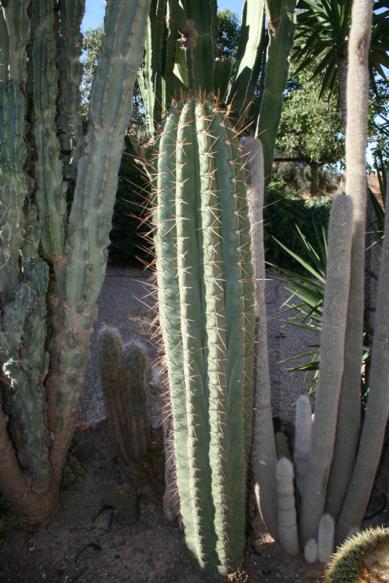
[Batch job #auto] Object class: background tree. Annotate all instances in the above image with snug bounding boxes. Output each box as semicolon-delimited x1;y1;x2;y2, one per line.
276;59;344;195
294;0;388;126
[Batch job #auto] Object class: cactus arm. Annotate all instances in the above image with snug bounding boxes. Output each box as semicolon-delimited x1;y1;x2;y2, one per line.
123;340;150;459
46;0;151;473
336;181;389;542
276;458;300;556
28;0;67;260
241;136;278;538
293;395;312;497
255;0;296;181
98;328;129;461
299;195;354;545
56;0;85;187
0;1;30;303
99;329;150;462
325;0;373;526
181;0;215;93
2;261;51;485
227;0;266;119
318;514;335;563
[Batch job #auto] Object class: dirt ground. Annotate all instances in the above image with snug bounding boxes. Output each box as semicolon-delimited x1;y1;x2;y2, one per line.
0;422;326;583
0;267;388;582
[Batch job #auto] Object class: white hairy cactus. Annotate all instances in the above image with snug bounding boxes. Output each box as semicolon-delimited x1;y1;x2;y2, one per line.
276;457;300;556
294;395;312;496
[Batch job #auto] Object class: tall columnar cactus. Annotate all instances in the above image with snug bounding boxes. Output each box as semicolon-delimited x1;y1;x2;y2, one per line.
299;194;353;544
154;98;255;576
139;0;296;181
0;0;150;526
98;328;151;463
255;0;297;181
324;0;373;525
250;0;388;563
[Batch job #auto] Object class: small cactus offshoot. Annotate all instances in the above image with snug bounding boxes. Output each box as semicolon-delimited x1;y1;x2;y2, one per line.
98;327;151;463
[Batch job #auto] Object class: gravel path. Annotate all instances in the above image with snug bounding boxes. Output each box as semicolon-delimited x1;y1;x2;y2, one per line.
80;266;316;426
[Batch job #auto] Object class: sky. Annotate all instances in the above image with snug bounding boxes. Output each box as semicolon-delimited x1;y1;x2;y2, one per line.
82;0;242;31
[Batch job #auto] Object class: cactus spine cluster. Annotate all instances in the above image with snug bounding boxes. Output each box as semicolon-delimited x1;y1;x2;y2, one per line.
0;0;151;525
154;98;255;576
99;328;151;463
324;527;389;583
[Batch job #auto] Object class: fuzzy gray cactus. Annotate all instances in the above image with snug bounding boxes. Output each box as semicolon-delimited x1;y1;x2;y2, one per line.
98;328;151;463
0;0;150;526
250;0;388;563
276;458;299;556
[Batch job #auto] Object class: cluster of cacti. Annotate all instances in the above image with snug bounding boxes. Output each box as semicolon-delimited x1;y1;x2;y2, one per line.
0;0;151;525
98;327;151;463
250;0;389;565
154;97;256;577
139;0;296;175
324;527;389;583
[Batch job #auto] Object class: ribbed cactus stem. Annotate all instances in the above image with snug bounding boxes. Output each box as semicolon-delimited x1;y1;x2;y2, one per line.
256;0;297;180
318;514;335;564
181;0;216;92
98;328;150;463
47;0;151;472
227;0;266;116
336;178;389;543
276;457;300;557
29;0;67;260
155;99;255;576
304;539;318;564
294;395;312;497
56;0;85;186
325;0;373;523
0;0;30;304
300;195;353;544
241;136;278;538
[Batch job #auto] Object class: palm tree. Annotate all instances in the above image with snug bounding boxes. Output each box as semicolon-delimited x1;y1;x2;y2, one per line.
294;0;388;126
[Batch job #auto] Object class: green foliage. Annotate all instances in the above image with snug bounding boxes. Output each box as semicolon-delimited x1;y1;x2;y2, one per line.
277;62;345;166
324;527;389;583
215;10;240;59
294;0;389;98
60;454;86;491
108;137;150;266
263;187;331;267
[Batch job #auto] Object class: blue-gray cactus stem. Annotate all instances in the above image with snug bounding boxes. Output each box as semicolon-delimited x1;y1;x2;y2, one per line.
47;0;152;478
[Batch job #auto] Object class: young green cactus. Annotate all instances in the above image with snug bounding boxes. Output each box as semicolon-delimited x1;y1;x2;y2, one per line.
324;527;389;583
154;98;255;577
98;328;151;463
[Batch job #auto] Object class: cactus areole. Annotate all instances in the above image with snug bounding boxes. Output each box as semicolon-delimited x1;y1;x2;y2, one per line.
154;98;256;576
